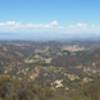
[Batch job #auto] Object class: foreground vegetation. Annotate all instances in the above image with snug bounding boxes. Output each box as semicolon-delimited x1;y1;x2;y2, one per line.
0;74;99;100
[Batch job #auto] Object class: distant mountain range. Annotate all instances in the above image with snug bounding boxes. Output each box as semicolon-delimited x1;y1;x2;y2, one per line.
0;32;100;41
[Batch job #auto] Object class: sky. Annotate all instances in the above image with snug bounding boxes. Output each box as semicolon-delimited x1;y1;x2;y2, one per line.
0;0;100;40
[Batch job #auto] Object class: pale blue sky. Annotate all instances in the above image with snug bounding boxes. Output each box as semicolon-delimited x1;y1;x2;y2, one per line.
0;0;100;40
0;0;100;24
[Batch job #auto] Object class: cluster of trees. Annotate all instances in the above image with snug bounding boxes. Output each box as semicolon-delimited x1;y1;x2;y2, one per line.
0;74;100;100
0;75;54;100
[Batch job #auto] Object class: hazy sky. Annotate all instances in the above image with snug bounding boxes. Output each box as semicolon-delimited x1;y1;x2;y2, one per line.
0;0;100;40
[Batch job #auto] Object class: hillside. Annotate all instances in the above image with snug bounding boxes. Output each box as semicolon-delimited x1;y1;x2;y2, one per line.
0;41;100;100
